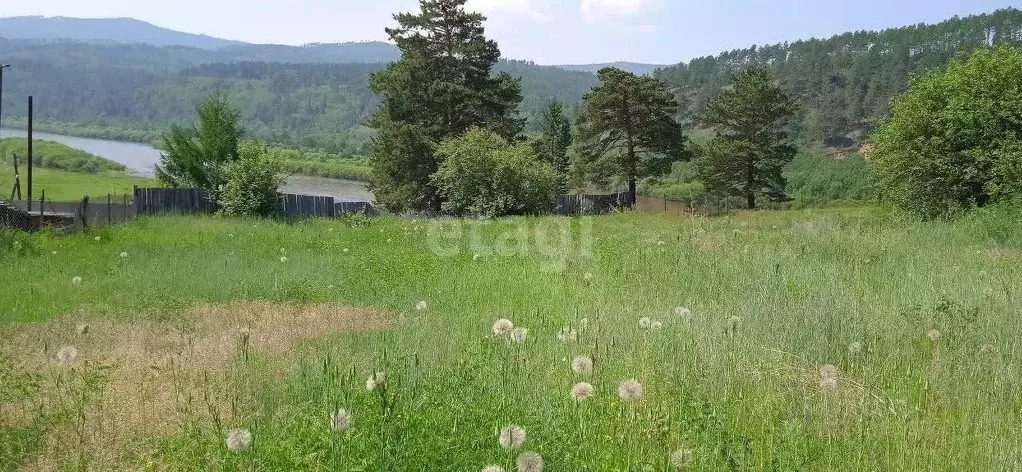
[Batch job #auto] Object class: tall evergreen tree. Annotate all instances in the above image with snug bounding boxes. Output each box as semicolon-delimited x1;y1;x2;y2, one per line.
699;67;797;209
368;0;524;212
537;100;572;193
574;68;686;206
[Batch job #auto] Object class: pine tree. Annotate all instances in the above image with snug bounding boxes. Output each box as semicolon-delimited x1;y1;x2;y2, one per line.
699;67;797;209
537;100;572;193
574;68;686;206
368;0;524;212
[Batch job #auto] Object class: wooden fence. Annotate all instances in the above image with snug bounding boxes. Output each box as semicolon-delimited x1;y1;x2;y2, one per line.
133;187;376;218
554;192;630;216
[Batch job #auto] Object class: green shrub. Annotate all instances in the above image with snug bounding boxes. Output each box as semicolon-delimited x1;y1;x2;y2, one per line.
433;128;557;216
870;45;1022;218
785;149;868;207
217;142;285;217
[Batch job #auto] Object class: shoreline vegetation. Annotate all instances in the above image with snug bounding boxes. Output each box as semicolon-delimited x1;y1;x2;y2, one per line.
1;120;374;182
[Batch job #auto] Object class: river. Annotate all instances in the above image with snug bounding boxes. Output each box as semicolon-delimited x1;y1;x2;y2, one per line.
0;127;373;201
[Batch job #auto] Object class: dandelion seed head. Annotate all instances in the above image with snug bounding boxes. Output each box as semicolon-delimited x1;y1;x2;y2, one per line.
473;253;482;261
52;250;58;255
927;329;942;343
571;355;593;374
516;452;543;472
119;252;128;258
650;321;663;331
280;256;288;263
848;341;863;355
94;236;101;241
673;306;691;318
330;408;351;432
72;276;82;285
343;248;350;253
481;466;504;472
511;327;528;344
579;318;589;329
556;327;578;343
979;344;998;356
76;323;89;336
366;371;386;391
415;300;428;312
670;448;694;468
582;272;593;282
819;364;839;380
225;429;252;452
819;376;839;392
492;319;515;336
56;346;78;364
498;425;526;449
618;378;644;401
657;240;665;246
571;382;595;401
638;317;653;330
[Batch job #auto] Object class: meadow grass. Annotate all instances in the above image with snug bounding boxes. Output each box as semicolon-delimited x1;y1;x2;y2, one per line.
0;206;1020;470
0;161;155;202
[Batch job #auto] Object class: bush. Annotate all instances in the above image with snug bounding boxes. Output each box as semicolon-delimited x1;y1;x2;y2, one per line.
433;128;557;216
870;45;1022;218
217;143;285;217
785;149;868;207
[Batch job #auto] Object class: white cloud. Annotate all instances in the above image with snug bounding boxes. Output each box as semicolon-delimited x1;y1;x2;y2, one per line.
580;0;663;22
467;0;551;22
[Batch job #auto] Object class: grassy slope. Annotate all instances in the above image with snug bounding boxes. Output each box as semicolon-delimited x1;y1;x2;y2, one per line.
0;161;154;201
1;207;1020;470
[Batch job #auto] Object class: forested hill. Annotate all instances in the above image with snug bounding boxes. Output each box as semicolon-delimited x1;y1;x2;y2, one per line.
656;8;1022;147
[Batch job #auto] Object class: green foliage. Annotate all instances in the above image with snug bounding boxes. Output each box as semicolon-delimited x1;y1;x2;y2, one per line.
217;143;285;217
575;68;686;203
869;45;1022;218
638;160;709;204
368;0;525;213
785;150;868;207
155;92;241;195
533;100;573;193
655;8;1022;147
699;68;797;209
0;138;126;174
433;128;556;216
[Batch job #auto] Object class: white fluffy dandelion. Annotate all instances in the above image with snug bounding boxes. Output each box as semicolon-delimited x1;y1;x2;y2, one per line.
56;346;79;364
415;300;428;312
72;276;82;285
473;253;482;261
511;327;528;344
638;317;653;330
848;341;863;355
94;236;101;241
570;382;595;402
819;376;839;392
673;306;692;318
280;256;288;263
927;329;942;343
330;408;351;432
571;355;593;374
618;378;644;401
119;251;128;258
582;272;594;282
579;318;589;329
76;323;89;336
225;429;253;452
670;448;694;468
343;248;350;253
819;364;839;380
650;321;664;331
492;319;515;337
366;371;386;391
516;452;543;472
481;466;505;472
498;425;526;449
556;327;578;343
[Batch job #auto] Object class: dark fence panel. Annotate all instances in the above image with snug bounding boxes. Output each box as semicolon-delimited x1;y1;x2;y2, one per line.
554;192;630;216
278;194;336;217
0;200;39;231
134;187;215;216
336;201;378;216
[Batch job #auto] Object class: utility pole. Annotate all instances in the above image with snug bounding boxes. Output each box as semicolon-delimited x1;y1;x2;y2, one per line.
27;96;33;211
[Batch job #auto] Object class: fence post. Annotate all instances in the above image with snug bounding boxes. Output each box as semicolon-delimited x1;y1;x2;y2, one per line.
664;195;667;212
39;190;44;218
107;194;112;225
123;194;127;221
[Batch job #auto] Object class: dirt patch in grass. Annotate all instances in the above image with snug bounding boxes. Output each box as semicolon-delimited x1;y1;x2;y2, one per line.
2;301;393;471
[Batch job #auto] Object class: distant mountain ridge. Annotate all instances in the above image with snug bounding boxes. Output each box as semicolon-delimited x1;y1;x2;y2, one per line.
551;62;665;75
0;16;244;49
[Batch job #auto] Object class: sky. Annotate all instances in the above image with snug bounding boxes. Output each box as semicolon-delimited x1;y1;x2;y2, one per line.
4;0;1020;64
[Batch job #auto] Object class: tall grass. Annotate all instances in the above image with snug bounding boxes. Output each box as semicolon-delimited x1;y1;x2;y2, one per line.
0;206;1020;470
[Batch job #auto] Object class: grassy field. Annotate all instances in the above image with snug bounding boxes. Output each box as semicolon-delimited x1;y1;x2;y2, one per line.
1;206;1020;470
0;161;154;202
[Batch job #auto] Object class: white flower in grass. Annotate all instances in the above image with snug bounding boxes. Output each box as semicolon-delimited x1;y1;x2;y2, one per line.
51;250;58;255
819;376;838;392
387;238;393;243
225;429;252;452
498;425;526;449
617;378;644;401
473;253;482;261
848;341;863;355
650;321;663;331
72;276;82;285
571;355;593;374
343;248;350;253
330;408;351;432
56;346;78;364
927;329;942;343
979;344;998;356
94;236;101;241
582;272;593;282
818;364;839;380
657;240;665;246
579;318;589;329
638;317;653;330
516;452;543;472
570;382;595;402
76;323;89;335
415;300;428;312
366;371;386;391
511;327;528;344
280;256;288;263
670;448;694;469
492;319;515;337
119;251;128;258
481;466;504;472
673;306;691;318
556;327;578;343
